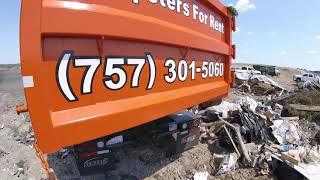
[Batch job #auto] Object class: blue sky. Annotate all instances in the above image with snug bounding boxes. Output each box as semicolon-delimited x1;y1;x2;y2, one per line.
0;1;20;65
222;0;320;70
0;0;319;70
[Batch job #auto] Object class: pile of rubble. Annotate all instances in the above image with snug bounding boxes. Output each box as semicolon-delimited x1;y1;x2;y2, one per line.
234;72;286;96
196;94;320;180
191;71;320;180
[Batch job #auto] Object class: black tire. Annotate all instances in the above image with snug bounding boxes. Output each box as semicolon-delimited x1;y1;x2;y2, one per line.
296;78;301;82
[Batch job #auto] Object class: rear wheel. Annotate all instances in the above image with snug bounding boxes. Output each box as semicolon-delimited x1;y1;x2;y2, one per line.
296;78;301;82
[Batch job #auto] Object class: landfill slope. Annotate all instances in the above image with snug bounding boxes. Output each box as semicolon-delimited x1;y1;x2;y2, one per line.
233;63;306;91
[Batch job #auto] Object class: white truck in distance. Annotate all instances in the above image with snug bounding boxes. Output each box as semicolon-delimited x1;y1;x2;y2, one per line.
293;73;319;82
235;66;261;75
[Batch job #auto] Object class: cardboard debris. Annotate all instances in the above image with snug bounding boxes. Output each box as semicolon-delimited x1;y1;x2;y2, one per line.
281;152;300;166
281;117;300;121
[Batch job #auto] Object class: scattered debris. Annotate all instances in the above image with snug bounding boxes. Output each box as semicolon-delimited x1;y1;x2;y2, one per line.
58;148;71;159
0;149;8;158
199;85;320;179
206;101;241;118
10;161;25;177
193;171;209;180
235;72;286;96
215;153;238;176
271;120;300;145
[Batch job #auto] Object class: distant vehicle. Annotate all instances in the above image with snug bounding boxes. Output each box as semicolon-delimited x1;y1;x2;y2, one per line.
235;66;261;75
253;65;280;76
293;73;318;82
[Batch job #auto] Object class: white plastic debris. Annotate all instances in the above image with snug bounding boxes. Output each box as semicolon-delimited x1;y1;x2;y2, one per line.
193;171;209;180
207;101;241;118
235;72;252;80
252;75;284;89
303;80;313;89
271;120;300;145
237;97;259;112
215;154;237;176
235;72;286;90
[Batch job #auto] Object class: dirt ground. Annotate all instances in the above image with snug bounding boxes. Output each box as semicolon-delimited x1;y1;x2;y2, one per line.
0;63;303;180
0;66;46;179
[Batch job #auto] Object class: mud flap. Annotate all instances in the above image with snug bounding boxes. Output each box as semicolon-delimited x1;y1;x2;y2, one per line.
175;127;200;154
75;152;115;176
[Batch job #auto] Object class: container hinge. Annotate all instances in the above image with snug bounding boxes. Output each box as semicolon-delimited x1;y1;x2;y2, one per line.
231;45;236;59
231;16;236;32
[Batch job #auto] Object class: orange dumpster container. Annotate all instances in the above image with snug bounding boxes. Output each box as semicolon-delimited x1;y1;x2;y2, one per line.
20;0;236;154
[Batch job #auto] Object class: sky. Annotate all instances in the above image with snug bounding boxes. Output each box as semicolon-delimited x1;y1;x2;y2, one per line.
0;0;319;70
222;0;320;70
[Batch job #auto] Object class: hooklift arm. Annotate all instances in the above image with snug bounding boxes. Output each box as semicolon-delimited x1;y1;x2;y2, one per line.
16;105;28;115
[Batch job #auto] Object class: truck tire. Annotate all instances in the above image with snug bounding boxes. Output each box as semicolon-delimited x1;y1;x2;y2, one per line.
296;78;301;82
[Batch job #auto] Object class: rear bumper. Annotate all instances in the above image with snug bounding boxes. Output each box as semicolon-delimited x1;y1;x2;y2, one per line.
49;81;228;153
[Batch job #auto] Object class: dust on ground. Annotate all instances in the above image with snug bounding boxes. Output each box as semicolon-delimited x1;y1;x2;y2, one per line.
0;66;46;179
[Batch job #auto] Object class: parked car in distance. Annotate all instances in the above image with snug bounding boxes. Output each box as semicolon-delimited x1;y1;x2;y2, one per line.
253;65;280;76
293;73;318;82
235;66;261;75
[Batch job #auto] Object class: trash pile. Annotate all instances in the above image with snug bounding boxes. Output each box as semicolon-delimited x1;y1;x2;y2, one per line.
198;96;320;179
300;80;320;90
235;72;286;96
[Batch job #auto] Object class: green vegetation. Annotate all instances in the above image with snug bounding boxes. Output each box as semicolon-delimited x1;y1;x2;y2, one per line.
228;6;238;17
0;64;20;68
288;90;320;106
313;71;320;76
282;90;320;124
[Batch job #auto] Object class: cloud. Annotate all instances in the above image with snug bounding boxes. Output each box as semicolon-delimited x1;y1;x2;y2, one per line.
235;0;256;13
280;50;287;55
316;35;320;40
247;32;254;35
235;27;241;33
306;50;318;54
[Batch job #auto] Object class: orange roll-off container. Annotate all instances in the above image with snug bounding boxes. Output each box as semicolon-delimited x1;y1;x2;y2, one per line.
20;0;236;154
